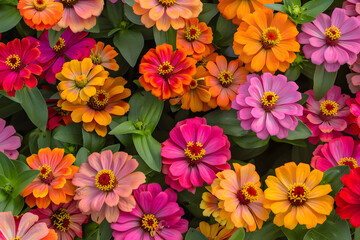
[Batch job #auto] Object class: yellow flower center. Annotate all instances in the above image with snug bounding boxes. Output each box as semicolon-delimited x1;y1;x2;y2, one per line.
33;0;47;11
50;208;72;232
320;100;339;116
237;182;259;205
325;26;341;41
38;164;54;184
288;183;310;206
95;169;117;192
6;54;21;70
74;75;88;88
184;141;206;162
91;54;102;65
141;213;159;236
261;91;279;111
158;0;176;7
88;90;109;111
53;37;66;52
262;27;281;49
338;157;358;169
218;71;233;87
184;26;201;42
158;61;174;76
12;237;21;240
61;0;78;7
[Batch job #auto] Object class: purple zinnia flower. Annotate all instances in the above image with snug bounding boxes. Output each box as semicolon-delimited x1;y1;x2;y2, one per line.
232;73;303;140
0;118;21;159
298;8;360;72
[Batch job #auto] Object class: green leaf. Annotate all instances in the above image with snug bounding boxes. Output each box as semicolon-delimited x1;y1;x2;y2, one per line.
107;28;121;37
0;195;24;215
284;0;301;6
185;228;208;240
114;30;144;67
0;152;16;180
285;66;301;81
124;0;135;6
214;15;237;47
245;221;284;240
0;4;21;33
124;4;142;25
264;4;287;13
271;137;307;147
281;225;308;240
75;147;90;167
153;28;167;46
101;144;120;153
166;27;177;49
10;169;39;198
320;165;350;196
0;0;18;5
303;0;334;18
229;228;245;240
301;62;316;80
232;133;270;149
105;1;123;27
37;130;52;149
313;64;337;101
48;29;65;48
82;129;106;153
109;121;143;135
198;3;219;24
53;123;83;145
297;93;309;106
133;155;153;175
132;133;161;172
290;14;316;24
100;220;112;240
0;96;22;118
286;119;312;140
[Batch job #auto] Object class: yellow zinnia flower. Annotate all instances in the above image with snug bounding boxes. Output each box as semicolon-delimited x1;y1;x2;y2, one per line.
197;222;236;240
263;162;334;230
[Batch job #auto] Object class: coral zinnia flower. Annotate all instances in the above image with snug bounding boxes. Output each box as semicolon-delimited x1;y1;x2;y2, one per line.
197;222;236;240
232;73;303;140
299;86;350;144
139;43;197;100
111;183;188;240
90;41;119;71
0;38;42;96
18;0;63;31
0;118;21;160
233;9;299;73
0;212;57;240
161;117;231;193
133;0;203;31
298;8;360;72
72;150;146;223
21;147;79;209
264;162;334;230
311;136;360;172
47;99;72;130
30;200;88;240
61;77;131;137
56;58;109;104
205;55;248;110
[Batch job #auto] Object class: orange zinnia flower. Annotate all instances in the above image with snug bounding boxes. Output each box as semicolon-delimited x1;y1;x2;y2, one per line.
90;41;119;71
233;9;300;73
205;55;248;110
20;147;78;209
18;0;63;31
198;46;218;68
62;77;131;137
197;222;236;240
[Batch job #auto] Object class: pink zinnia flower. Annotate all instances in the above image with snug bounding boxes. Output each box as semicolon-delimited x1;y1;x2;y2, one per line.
346;92;360;137
28;29;95;84
346;73;360;94
72;150;146;223
0;118;21;159
343;0;360;18
30;200;88;240
311;136;360;172
299;86;350;144
232;73;303;140
111;183;188;240
161;117;231;194
0;38;42;96
298;8;360;72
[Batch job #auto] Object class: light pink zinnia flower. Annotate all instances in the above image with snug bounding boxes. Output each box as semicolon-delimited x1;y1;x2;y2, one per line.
343;0;360;18
347;73;360;93
299;85;350;144
161;117;231;194
298;8;360;72
30;200;88;240
232;73;303;140
0;118;21;159
111;183;188;240
72;150;146;223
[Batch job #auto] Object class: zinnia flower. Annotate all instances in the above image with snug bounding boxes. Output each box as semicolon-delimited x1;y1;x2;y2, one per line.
21;147;79;209
198;45;218;68
72;150;146;223
347;73;360;94
139;43;197;100
161;117;231;193
205;55;248;110
232;73;303;140
263;162;334;230
298;8;360;72
47;99;72;130
61;77;131;137
343;0;360;18
111;183;188;240
90;41;119;71
0;212;57;240
0;118;21;159
299;85;350;144
196;222;236;240
335;167;360;228
30;200;88;240
18;0;63;31
0;38;42;96
133;0;203;31
346;92;360;137
56;58;109;104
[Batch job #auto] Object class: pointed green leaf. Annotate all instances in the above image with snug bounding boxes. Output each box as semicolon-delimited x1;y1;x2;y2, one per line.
0;152;16;180
53;123;83;145
286;119;312;140
0;4;21;33
132;133;161;172
198;3;219;24
303;0;334;18
153;28;167;46
10;169;39;198
185;228;208;240
313;64;337;101
264;4;288;13
232;133;270;149
109;121;143;135
75;147;90;167
114;30;144;67
82;129;106;153
229;228;245;240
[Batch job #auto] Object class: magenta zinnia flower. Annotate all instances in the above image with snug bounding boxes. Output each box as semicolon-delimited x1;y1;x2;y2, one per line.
0;38;42;96
30;200;88;240
111;183;188;240
0;118;21;159
28;29;95;84
299;85;350;144
72;150;146;223
232;73;303;140
343;0;360;18
161;117;231;194
298;8;360;72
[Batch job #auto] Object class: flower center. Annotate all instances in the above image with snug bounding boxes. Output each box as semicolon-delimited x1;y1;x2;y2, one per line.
262;27;281;49
325;26;341;46
288;183;309;206
88;90;109;111
189;79;198;89
218;71;233;87
38;164;54;184
320;100;338;118
91;54;102;65
12;237;21;240
141;213;159;236
184;141;206;162
74;75;88;88
50;208;72;232
95;169;117;192
61;0;78;7
261;91;278;111
158;61;174;76
33;0;47;11
237;182;259;205
53;37;65;53
338;157;358;169
158;0;176;7
5;54;21;70
184;26;201;42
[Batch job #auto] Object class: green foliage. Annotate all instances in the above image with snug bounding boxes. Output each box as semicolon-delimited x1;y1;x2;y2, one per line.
185;228;208;240
286;119;312;141
229;228;245;240
232;133;270;149
0;4;21;33
82;129;106;153
313;64;337;101
132;133;162;172
198;3;219;24
114;30;144;67
53;123;83;145
320;165;350;197
48;29;65;48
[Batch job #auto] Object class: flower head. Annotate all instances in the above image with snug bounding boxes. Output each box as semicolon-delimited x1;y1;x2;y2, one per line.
0;118;21;159
47;99;72;130
343;0;360;18
72;150;146;223
196;222;236;240
264;162;334;229
346;92;360;137
90;41;119;71
111;183;188;240
346;73;360;94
